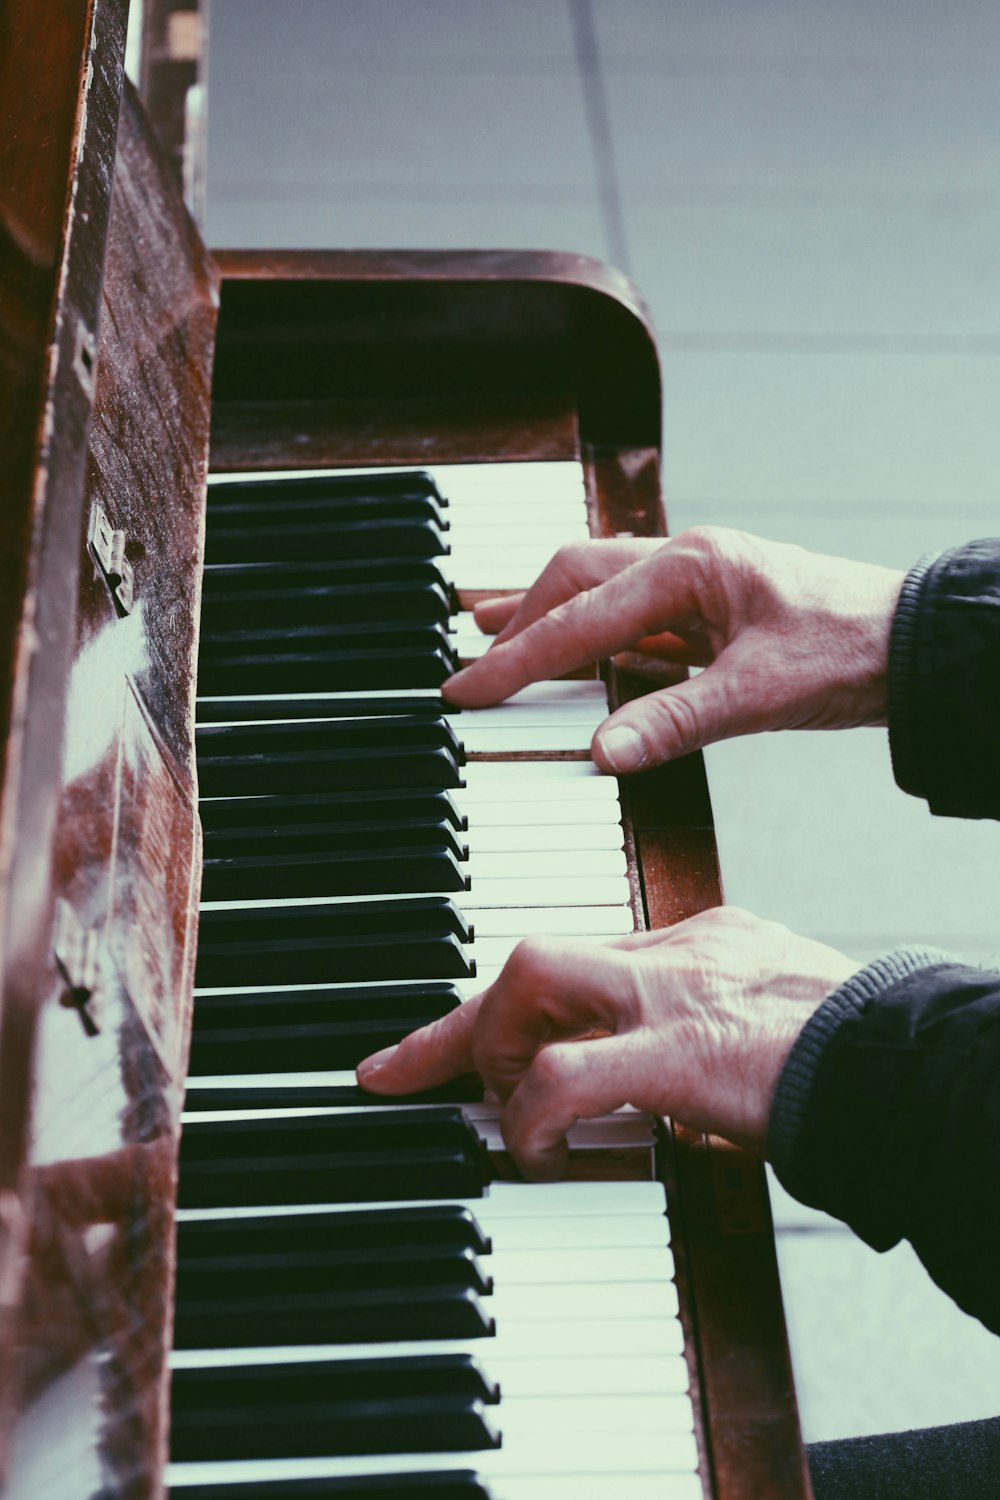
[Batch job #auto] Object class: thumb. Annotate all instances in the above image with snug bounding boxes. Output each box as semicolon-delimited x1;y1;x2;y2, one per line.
593;662;743;772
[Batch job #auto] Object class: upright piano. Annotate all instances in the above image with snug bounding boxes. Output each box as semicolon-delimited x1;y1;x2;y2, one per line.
0;3;812;1496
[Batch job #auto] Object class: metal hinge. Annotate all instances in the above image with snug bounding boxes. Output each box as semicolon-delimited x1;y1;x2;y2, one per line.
88;503;135;615
54;899;102;1036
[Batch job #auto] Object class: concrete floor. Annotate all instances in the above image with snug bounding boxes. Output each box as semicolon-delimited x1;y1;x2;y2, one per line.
203;0;1000;1445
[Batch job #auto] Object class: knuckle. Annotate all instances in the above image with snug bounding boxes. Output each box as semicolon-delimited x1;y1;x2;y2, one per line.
547;591;603;664
530;1042;576;1093
503;934;560;985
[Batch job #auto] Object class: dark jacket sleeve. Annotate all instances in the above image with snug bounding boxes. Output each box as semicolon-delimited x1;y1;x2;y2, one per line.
769;541;1000;1332
888;538;1000;819
770;951;1000;1335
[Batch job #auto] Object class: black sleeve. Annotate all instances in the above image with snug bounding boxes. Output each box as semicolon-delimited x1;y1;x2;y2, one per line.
769;951;1000;1334
888;538;1000;819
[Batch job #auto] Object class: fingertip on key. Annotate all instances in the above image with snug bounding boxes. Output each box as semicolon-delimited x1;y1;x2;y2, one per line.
595;724;648;773
355;1044;399;1089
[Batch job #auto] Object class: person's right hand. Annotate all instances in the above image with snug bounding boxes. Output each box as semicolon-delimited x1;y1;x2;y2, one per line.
444;527;904;774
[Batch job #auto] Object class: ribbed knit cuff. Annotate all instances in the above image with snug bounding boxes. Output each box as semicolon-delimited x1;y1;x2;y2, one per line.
768;945;956;1183
886;551;939;801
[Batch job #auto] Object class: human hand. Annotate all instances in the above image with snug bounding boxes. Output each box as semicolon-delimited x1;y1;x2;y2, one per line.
444;527;904;773
356;907;857;1179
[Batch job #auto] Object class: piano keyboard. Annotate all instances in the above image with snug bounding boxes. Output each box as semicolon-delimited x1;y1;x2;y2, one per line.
167;462;704;1500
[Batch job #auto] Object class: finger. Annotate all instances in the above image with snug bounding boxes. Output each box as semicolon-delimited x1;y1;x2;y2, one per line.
491;539;658;647
444;544;706;709
356;994;483;1095
472;594;523;635
472;937;635;1102
592;652;750;772
500;1034;638;1181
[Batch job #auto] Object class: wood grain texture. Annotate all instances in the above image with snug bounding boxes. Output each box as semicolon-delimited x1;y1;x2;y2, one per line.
1;60;218;1499
0;0;128;1459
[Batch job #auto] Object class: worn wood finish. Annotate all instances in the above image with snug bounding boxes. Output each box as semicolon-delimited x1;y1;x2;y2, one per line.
210;248;661;459
211;394;579;472
1;48;218;1500
589;448;812;1498
0;0;129;1456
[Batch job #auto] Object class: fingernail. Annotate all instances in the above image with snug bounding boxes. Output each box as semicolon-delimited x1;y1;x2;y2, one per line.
598;725;647;772
356;1045;398;1083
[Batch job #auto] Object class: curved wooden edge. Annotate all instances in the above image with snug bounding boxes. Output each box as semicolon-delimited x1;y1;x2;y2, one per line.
212;245;653;320
209;248;662;454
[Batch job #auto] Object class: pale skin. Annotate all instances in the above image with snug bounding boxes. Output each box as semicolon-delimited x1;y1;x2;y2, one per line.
357;527;905;1177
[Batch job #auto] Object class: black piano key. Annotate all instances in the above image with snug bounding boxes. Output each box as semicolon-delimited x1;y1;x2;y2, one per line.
199;791;466;835
177;1144;487;1208
197;716;463;758
199;646;455;695
181;1106;480;1158
196;694;448;723
169;1475;494;1499
172;1392;498;1461
177;1108;489;1207
202;812;467;861
191;981;464;1028
201;846;469;903
188;1014;452;1074
172;1283;496;1349
176;1205;492;1259
182;1077;485;1111
194;898;474;988
201;559;454;627
196;717;464;796
176;1243;493;1300
197;625;458;696
206;510;449;565
207;469;448;520
171;1355;499;1414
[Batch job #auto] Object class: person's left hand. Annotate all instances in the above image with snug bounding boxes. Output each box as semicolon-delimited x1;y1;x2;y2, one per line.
356;907;857;1179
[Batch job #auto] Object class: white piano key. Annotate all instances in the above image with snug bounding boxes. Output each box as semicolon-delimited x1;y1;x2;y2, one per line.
462;679;608;708
476;1354;689;1397
471;932;624;967
457;634;494;659
460;798;623;828
167;1427;699;1485
453;524;590;548
467;848;627;881
490;1281;678;1322
500;1478;705;1500
470;905;632;937
499;1392;693;1437
468;823;623;853
462;874;630;908
460;761;618;794
453;697;608;727
461;725;596;753
479;1214;669;1251
486;1247;674;1286
451;557;587;589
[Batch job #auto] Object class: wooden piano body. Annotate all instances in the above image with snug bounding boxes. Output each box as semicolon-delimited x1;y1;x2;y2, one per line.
0;3;810;1495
